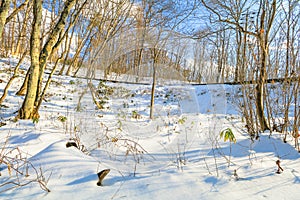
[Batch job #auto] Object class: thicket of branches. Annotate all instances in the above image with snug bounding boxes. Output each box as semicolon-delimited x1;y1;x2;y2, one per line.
197;0;299;140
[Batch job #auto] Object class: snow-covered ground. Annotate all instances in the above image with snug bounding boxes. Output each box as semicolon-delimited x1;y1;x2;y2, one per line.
0;57;299;199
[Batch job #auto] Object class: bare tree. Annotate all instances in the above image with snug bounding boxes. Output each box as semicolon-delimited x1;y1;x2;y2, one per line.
134;0;198;119
200;0;279;131
0;50;27;104
0;1;31;103
18;0;42;119
0;0;30;55
0;0;11;44
13;1;31;55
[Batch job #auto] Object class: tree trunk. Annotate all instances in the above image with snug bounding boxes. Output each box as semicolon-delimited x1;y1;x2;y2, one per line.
255;1;276;131
9;1;16;54
149;63;156;119
0;0;11;43
18;0;42;119
59;26;72;75
15;1;31;55
35;51;66;112
256;77;269;131
235;29;241;82
150;49;159;119
256;45;269;131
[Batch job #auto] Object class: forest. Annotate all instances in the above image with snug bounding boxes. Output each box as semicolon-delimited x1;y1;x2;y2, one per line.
0;0;299;136
0;0;299;199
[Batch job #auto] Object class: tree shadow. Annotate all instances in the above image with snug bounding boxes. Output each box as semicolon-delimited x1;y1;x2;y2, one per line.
214;134;300;160
9;131;40;144
291;170;300;184
67;173;148;186
67;174;97;185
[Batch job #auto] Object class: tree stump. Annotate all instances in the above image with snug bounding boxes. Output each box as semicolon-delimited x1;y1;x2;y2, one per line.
66;141;78;148
276;160;283;174
97;169;110;186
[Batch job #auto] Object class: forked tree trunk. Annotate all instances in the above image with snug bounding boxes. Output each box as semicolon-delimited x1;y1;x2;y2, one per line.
35;0;76;106
255;1;276;131
17;0;81;108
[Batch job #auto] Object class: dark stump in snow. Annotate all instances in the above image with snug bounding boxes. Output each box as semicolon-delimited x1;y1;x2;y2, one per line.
97;169;110;186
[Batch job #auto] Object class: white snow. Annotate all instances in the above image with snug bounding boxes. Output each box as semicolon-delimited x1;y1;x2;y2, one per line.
0;57;299;200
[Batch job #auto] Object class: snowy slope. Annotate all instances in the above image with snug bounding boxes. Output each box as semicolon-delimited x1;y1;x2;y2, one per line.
0;57;300;200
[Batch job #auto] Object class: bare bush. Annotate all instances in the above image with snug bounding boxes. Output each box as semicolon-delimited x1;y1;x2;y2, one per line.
0;133;51;193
